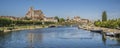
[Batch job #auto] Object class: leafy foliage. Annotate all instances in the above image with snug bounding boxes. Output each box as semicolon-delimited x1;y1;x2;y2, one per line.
102;11;107;21
94;18;120;29
54;16;65;22
54;16;59;22
59;18;65;22
0;18;56;27
0;18;12;27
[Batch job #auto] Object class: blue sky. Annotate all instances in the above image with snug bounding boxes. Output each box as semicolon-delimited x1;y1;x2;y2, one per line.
0;0;120;20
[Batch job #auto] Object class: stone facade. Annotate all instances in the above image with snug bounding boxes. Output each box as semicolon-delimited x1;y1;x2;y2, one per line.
73;16;89;23
73;16;81;22
25;7;58;22
26;7;45;20
80;19;89;23
0;16;20;20
44;17;58;22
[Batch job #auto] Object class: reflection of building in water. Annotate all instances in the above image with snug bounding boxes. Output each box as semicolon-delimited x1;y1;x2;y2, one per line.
27;32;43;44
28;33;34;43
27;33;34;48
34;33;43;43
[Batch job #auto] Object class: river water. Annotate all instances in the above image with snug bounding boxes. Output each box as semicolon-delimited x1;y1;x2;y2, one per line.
0;27;120;48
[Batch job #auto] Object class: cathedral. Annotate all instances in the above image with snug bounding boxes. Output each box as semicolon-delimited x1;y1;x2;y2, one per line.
25;7;45;20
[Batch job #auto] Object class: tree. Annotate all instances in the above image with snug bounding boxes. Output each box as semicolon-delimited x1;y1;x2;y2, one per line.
24;16;32;20
59;18;65;22
94;19;102;27
102;11;107;21
0;18;12;27
54;16;59;22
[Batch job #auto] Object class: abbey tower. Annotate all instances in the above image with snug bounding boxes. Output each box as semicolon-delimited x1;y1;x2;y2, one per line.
25;7;45;20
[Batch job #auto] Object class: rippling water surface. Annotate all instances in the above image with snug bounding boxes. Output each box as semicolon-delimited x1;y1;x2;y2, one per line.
0;27;120;48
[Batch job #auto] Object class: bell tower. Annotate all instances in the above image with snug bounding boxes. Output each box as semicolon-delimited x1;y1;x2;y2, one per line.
29;6;34;18
29;6;33;11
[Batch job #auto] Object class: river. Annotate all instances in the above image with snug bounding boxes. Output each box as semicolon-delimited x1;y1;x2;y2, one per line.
0;27;120;48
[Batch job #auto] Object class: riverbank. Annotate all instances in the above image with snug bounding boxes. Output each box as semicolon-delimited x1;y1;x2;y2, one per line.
0;25;48;33
78;25;120;33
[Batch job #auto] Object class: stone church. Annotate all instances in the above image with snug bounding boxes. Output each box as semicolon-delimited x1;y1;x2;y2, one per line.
25;7;45;20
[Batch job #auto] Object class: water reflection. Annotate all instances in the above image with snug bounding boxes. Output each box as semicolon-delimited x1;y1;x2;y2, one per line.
0;27;120;48
27;31;43;48
0;32;13;48
27;33;34;48
108;36;120;45
0;32;5;48
102;34;107;45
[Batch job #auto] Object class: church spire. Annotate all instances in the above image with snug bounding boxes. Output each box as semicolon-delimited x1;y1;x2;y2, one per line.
29;6;34;11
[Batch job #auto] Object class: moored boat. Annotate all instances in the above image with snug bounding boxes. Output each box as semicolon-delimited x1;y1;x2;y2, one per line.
105;32;114;37
90;29;103;33
48;25;56;28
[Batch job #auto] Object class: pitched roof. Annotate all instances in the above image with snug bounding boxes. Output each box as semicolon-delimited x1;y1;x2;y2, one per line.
34;10;42;15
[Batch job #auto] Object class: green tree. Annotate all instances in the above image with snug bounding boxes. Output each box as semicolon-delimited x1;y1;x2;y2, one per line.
54;16;59;22
24;16;32;20
59;18;65;22
0;18;12;27
102;11;107;21
94;20;101;27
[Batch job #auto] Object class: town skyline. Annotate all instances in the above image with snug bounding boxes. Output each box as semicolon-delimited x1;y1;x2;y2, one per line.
0;0;120;20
